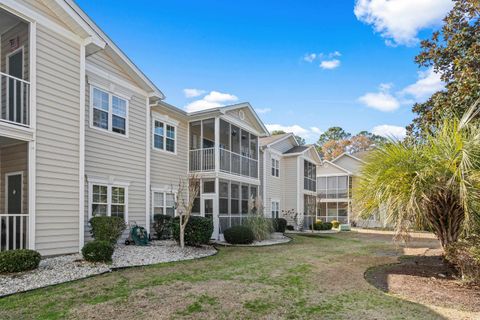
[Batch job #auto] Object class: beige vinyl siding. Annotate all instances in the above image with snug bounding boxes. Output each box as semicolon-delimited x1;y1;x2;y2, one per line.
150;108;188;205
263;149;282;218
283;156;298;225
87;50;138;86
333;156;363;175
225;107;264;134
84;54;148;241
19;0;73;31
35;25;81;256
0;143;28;214
273;137;296;153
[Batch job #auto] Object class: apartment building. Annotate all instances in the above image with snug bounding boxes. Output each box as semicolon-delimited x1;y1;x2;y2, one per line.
0;0;333;255
316;151;386;227
259;133;322;229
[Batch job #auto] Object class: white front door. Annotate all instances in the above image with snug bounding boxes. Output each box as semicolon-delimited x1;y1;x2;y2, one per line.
201;195;218;239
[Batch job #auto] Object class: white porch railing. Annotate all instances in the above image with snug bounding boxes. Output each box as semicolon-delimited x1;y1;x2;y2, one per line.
0;214;28;251
219;148;258;178
0;72;30;127
189;148;215;172
190;147;259;179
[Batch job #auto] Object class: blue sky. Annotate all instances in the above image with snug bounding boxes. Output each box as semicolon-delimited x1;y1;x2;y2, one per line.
76;0;453;142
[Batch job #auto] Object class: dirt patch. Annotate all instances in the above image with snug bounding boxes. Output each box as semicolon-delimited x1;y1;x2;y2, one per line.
366;255;480;314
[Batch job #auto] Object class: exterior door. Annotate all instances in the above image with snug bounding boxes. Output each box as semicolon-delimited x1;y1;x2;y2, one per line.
7;49;23;123
202;195;219;239
7;173;22;214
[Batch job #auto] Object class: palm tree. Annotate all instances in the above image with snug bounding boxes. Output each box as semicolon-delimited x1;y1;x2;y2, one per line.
355;101;480;249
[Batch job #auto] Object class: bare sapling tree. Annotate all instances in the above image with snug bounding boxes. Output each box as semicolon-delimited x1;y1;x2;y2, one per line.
174;174;200;249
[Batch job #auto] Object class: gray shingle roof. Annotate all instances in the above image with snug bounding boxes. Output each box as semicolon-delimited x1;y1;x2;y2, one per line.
284;145;310;154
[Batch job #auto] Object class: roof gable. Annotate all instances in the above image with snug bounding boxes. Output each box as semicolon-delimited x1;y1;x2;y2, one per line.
38;0;165;99
222;103;269;135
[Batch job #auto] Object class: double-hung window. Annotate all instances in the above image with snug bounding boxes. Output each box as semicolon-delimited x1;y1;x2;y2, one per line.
92;87;128;135
152;191;176;220
271;201;280;218
90;183;128;220
153;119;176;153
271;158;280;177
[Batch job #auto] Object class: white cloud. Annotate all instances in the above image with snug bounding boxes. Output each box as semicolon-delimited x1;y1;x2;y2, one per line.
400;68;444;101
185;91;238;113
255;108;271;114
354;0;453;46
303;51;342;68
266;124;323;142
372;124;407;140
304;53;317;63
310;127;323;135
183;88;206;98
358;83;400;112
320;59;341;70
266;124;310;137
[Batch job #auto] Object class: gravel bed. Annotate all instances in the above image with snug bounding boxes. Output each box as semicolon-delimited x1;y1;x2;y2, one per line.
0;241;216;297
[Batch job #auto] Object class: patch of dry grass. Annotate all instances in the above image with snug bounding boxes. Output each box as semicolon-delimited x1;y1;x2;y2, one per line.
0;233;448;319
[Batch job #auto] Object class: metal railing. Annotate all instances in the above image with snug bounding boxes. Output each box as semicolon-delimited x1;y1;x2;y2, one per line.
190;147;259;179
0;214;28;251
0;72;30;127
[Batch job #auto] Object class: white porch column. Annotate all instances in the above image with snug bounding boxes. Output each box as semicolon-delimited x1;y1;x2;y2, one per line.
214;117;220;173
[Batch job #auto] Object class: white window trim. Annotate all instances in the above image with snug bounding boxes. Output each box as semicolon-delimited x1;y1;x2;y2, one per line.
152;115;177;155
271;157;280;178
271;200;280;219
89;85;130;138
88;178;129;221
151;189;177;221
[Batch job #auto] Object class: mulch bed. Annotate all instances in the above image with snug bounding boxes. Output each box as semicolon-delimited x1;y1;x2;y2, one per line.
365;255;480;312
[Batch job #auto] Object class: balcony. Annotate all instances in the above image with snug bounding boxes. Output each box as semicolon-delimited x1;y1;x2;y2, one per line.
189;118;259;180
1;72;30;127
1;8;31;128
189;147;259;179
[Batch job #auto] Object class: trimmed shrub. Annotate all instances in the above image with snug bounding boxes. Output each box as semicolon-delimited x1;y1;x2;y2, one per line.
172;216;213;246
313;221;333;231
273;218;287;233
89;216;126;244
0;249;41;273
153;214;173;239
331;220;340;229
244;215;273;241
224;225;255;244
286;225;295;231
82;240;114;263
445;235;480;284
323;222;333;230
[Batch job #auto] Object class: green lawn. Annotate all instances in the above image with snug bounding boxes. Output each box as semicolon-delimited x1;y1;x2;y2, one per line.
0;233;444;320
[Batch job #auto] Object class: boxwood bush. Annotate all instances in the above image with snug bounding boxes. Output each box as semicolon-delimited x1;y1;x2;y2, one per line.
0;249;41;273
224;225;255;244
89;216;126;244
331;220;340;229
313;221;333;231
172;216;213;246
273;218;287;233
82;240;114;263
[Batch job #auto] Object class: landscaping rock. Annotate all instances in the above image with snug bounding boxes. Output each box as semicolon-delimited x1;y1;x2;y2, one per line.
0;241;216;297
